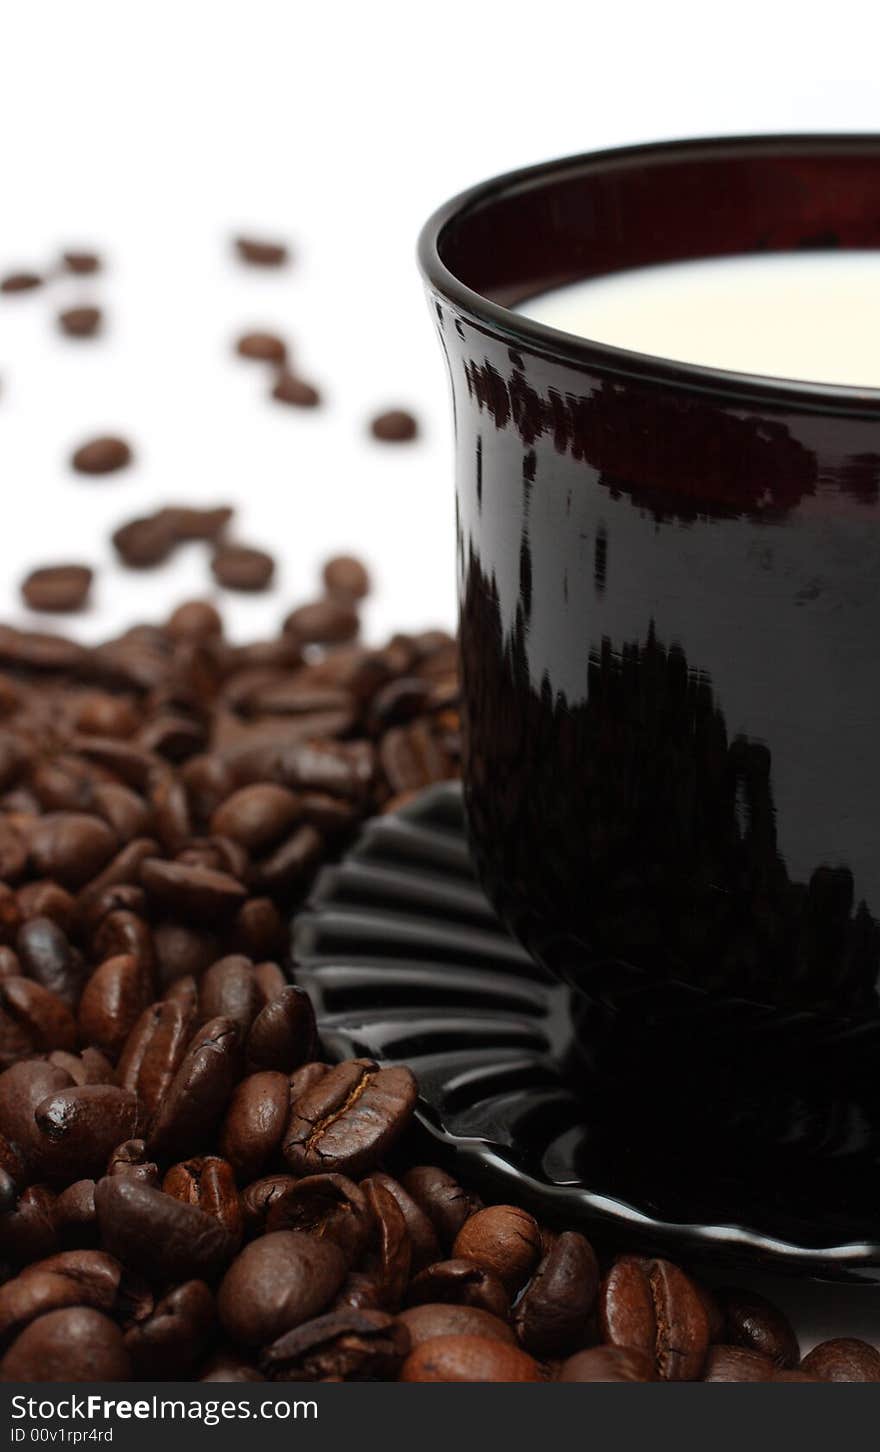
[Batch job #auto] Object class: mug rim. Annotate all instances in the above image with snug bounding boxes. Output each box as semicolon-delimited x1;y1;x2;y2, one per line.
417;132;880;418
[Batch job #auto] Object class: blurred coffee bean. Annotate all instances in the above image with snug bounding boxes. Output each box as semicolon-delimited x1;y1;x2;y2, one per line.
284;599;359;646
370;409;418;443
71;436;132;476
16;917;83;1006
211;545;275;593
112;514;176;568
1;271;42;293
21;566;93;613
322;555;370;602
63;251;101;274
77;954;151;1058
210;784;300;851
235;237;288;267
236;332;287;364
272;371;321;407
58;306;102;339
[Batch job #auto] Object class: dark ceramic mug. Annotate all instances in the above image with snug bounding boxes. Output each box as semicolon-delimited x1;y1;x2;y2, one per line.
419;135;880;1043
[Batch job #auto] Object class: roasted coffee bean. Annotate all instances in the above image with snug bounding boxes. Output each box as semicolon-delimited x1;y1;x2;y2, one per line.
599;1256;709;1381
21;565;93;613
0;821;27;884
16;917;83;1005
71;436;132;476
362;1173;439;1273
401;1166;480;1251
369;409;418;443
0;1305;131;1381
162;1156;243;1243
0;978;77;1064
718;1286;799;1368
359;1179;411;1309
254;824;324;894
77;954;151;1058
283;1058;416;1179
284;599;359;646
219;1071;289;1184
167;600;224;643
63;251;100;274
379;720;448;794
234;899;285;960
92;907;155;972
406;1260;510;1321
58;306;102;339
236;332;287;364
240;1174;298;1236
152;921;219;985
112;514;176;568
50;1048;113;1087
452;1205;541;1296
211;545;275;593
217;1231;346;1348
235;236;288;267
246;986;316;1073
262;1308;409;1382
322;555;370;602
0;1185;58;1262
0;1060;74;1168
17;882;77;933
800;1337;880;1382
53;1179;97;1246
199;1349;265;1381
1;270;42;293
0;1248;124;1341
210;784;301;851
198;956;259;1035
401;1334;541;1383
263;1174;373;1262
702;1345;778;1382
124;1279;215;1379
513;1231;599;1358
33;1084;140;1181
106;1139;159;1189
399;1303;515;1350
92;783;152;842
94;1176;237;1282
30;812;117;889
272;371;321;407
117;1000;193;1117
558;1346;657;1382
141;859;246;920
157;505;234;542
288;1061;329;1100
147;1017;241;1161
74;694;139;739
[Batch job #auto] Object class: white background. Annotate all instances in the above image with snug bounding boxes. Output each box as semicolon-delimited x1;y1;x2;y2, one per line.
2;0;880;1350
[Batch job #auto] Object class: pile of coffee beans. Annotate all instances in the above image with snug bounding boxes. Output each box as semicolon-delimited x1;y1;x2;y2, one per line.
0;572;873;1382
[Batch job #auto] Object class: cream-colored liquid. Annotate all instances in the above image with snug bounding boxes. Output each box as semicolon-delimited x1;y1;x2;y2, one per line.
518;252;880;388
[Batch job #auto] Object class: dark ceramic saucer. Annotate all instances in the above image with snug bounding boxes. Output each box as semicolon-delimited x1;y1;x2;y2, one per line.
292;783;880;1281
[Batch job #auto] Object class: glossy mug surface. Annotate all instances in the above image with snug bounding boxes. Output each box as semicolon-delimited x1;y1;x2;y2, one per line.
419;136;880;1031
